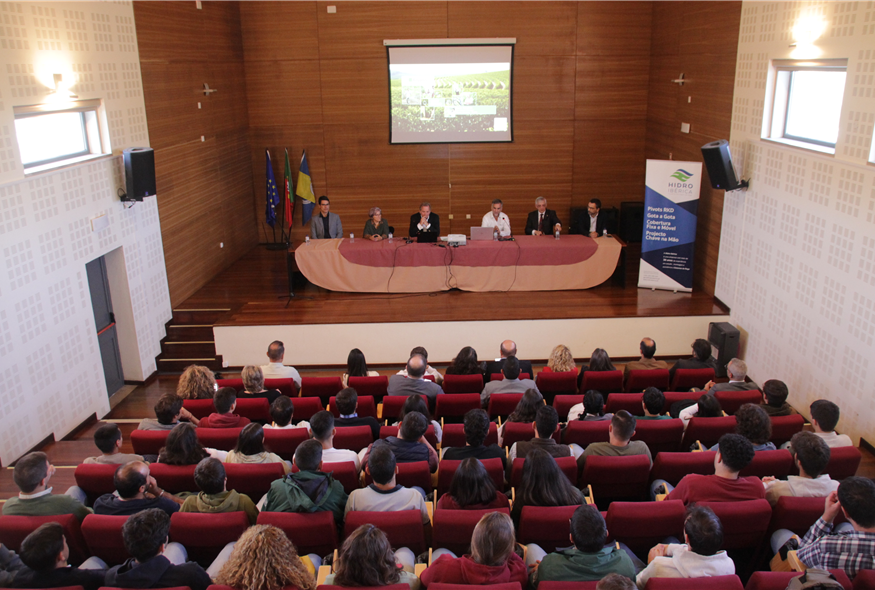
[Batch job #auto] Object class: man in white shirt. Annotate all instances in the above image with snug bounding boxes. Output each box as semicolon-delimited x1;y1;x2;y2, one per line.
481;199;511;237
309;411;361;473
260;340;302;389
763;431;839;506
809;399;853;448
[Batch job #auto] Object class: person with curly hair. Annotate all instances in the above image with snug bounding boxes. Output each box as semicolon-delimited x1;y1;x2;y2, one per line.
445;346;481;376
176;365;216;400
324;524;420;589
707;403;775;451
542;344;576;373
214;525;317;590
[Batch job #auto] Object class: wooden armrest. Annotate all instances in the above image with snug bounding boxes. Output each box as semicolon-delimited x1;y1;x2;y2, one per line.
415;563;428;576
584;484;595;505
516;542;527;562
788;550;807;572
511;487;516;505
693;440;705;452
425;547;434;566
426;501;434;524
316;565;331;585
377;403;383;421
497;416;503;426
431;470;438;488
655;493;667;501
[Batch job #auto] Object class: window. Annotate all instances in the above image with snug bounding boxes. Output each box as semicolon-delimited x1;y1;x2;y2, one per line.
13;99;110;173
764;59;847;154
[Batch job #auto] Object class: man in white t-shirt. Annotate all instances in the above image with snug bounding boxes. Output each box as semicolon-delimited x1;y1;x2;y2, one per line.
481;199;511;237
809;399;853;448
260;340;302;389
763;431;839;506
310;411;361;472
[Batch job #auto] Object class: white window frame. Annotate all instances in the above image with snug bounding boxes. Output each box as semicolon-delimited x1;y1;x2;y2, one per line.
13;99;111;174
762;58;847;155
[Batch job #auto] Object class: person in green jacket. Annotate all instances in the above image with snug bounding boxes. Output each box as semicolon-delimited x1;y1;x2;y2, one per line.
261;439;348;527
2;452;91;522
179;457;259;524
527;504;637;587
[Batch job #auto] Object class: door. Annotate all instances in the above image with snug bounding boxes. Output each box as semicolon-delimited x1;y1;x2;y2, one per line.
86;256;125;397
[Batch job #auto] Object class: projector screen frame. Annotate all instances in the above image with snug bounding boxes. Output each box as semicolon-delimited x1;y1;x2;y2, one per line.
385;38;517;145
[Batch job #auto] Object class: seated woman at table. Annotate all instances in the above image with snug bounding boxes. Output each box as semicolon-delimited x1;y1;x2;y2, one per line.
363;207;390;241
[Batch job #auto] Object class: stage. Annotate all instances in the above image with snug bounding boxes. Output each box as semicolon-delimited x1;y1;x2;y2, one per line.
173;244;730;369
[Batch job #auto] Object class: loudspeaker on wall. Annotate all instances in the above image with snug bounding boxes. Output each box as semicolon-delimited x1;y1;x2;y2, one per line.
700;140;747;191
123;147;156;201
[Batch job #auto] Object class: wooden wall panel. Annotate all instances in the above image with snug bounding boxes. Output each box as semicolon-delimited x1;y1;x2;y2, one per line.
512;56;576;121
134;1;243;63
575;57;651;119
239;1;320;62
244;61;324;127
573;119;648;210
320;59;389;124
578;2;653;57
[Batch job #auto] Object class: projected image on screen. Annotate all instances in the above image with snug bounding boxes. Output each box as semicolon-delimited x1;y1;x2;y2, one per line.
388;44;513;144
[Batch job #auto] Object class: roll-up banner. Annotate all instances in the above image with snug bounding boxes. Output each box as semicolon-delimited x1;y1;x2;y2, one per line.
638;160;702;292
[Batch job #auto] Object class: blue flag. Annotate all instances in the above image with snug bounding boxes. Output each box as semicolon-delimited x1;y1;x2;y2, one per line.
265;149;279;227
297;150;316;225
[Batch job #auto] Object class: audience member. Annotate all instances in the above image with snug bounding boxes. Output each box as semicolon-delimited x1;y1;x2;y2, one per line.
443;409;505;468
703;358;758;392
669;338;717;382
445;346;481;376
422;512;526;587
157;422;226;464
678;393;724;428
105;508;213;589
809;400;853;448
542;344;576;373
237;365;281;404
623;338;668;380
13;523;105;590
731;403;775;451
395;346;444;384
198;387;251;429
528;504;636;586
342;348;379;388
260;340;302;388
93;461;182;516
759;379;791;416
83;423;143;465
394;394;442;443
324;524;420;589
335;387;381;441
215;525;317;590
763;431;838;506
0;543;25;587
577;411;652;470
597;573;636;590
138;393;199;430
576;348;617;389
225;423;290;474
180;458;259;525
388;354;444;401
636;505;734;589
482;340;534;383
1;452;91;522
569;390;612;422
639;388;669;419
310;410;362;472
510;447;583;525
175;364;216;400
436;457;509;510
481;356;540;408
363;411;439;472
508;405;571;464
497;389;544;446
263;395;310;431
262;439;348;525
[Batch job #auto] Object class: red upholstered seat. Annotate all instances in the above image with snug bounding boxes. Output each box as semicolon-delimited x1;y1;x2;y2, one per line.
318;585;408;590
644;575;744;590
430;583;521;590
510;456;577;489
149;463;197;493
329;395;377;418
432;507;511;556
502;421;561;448
632;418;684;454
553;395;584;421
824;445;862;480
301;376;343;402
73;463;119;504
767;495;846;537
580;454;652;504
196;427;242;451
562;420;610;447
605;393;644;415
739;449;794;479
581;370;624;394
293;461;359;495
379;424;438;448
216;378;244;391
81;514;130;565
131;429;170;455
853;569;875;590
263;427;309;460
343;510;427;555
257;511;338;557
234;398;271;422
625;369;670;392
681;416;737;450
700;499;772;550
380;395;421;421
347;376;389;401
435;394;481;423
539;583;599;590
535;371;578;403
334;426;374;452
224;462;285;498
264;378;298;398
0;514;88;564
769;414;806;447
605;500;686;557
437;458;504;499
649;451;717;486
169;511;249;566
518;505;578;552
714;390;763;415
364;461;432;493
441;422;498;448
745;570;852;590
442;374;484;394
663;391;700;407
487;393;524;418
288;397;325;421
670;368;716;391
182;398;215;419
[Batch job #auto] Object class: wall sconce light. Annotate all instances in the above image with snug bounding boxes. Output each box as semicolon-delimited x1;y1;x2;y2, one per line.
50;73;78;99
790;14;825;58
671;73;686;86
203;82;218;96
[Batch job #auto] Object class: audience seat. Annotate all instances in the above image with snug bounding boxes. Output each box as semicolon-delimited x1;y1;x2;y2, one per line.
318;585;408;590
432;507;511;556
535;371;578;402
131;429;170;455
605;500;686;558
149;463;197;493
767;495;846;537
739;449;794;479
196;427;243;451
234;398;271;422
441;422;498;448
745;570;852;590
364;461;432;493
510;456;577;489
301;377;343;402
489;373;530;381
632;418;684;454
670;368;716;391
0;513;89;564
538;583;599;590
289;397;325;421
649;451;717;486
182;399;215;419
437;458;504;499
347;376;389;401
700;500;772;550
169;511;249;567
264;378;298;398
769;414;805;447
429;583;521;590
487;393;524;419
224;462;285;498
256;511;338;557
380;395;421;421
553;395;583;421
625;369;670;392
502;421;561;448
343;510;427;555
442;374;483;394
714;390;763;415
663;391;700;407
644;576;744;590
562;420;610;447
216;378;244;391
580;454;652;505
81;514;130;565
853;570;875;590
604;393;644;415
823;445;862;480
293;461;359;495
379;424;438;448
581;370;624;394
73;463;119;504
517;504;579;552
329;395;377;419
334;426;374;452
681;416;737;450
263;427;309;460
435;394;481;423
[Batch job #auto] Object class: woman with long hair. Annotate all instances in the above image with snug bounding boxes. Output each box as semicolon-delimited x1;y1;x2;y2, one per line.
342;348;379;387
158;422;226;464
445;346;481;376
238;365;281;404
225;423;290;474
215;524;317;590
324;524;420;589
497;388;543;446
542;344;576;373
395;393;442;443
436;458;509;510
176;364;216;400
569;390;612;422
679;393;724;429
576;348;617;389
510;447;583;525
421;512;527;587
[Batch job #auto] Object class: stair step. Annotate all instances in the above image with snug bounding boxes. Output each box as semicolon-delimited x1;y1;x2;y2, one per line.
160;341;217;358
157;356;223;373
165;325;214;341
171;308;230;324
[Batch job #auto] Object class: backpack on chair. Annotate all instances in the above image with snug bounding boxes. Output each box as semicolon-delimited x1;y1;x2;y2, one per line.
785;568;845;590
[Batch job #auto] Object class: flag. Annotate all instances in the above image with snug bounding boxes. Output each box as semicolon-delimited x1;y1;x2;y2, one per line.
265;149;279;228
296;150;316;225
283;148;294;230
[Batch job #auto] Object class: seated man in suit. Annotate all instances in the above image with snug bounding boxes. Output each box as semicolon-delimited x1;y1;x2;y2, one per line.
482;340;534;383
623;337;668;380
309;195;343;239
525;196;562;236
702;358;759;392
573;198;608;237
480;356;539;408
669;338;718;382
409;201;440;238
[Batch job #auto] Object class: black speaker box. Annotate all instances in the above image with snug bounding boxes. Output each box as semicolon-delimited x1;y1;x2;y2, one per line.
123;147;156;201
708;321;740;378
701;139;743;191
